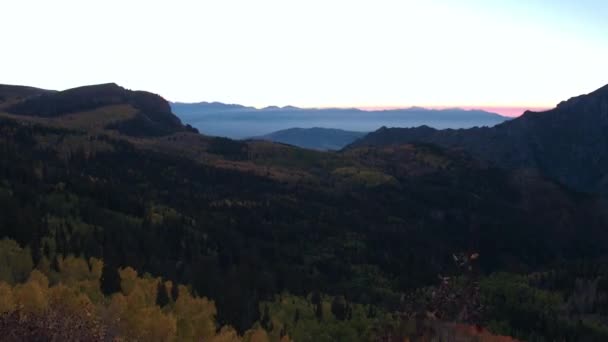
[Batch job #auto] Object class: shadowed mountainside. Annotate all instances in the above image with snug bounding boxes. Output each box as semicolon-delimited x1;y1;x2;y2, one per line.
253;127;368;150
0;84;53;107
4;83;197;136
349;83;608;195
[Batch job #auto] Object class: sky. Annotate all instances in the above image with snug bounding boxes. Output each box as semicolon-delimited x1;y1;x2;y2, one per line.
2;0;607;116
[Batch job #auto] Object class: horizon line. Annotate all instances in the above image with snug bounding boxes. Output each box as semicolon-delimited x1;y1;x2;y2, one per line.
357;105;552;117
171;101;551;118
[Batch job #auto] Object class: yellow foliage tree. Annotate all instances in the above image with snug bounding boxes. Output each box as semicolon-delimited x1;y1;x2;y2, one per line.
132;306;177;342
244;328;271;342
0;282;15;314
119;266;138;295
13;275;49;314
174;285;218;341
105;292;128;333
0;238;34;284
89;257;103;280
57;255;90;284
28;270;49;289
107;269;179;341
48;283;95;316
0;239;277;342
211;326;243;342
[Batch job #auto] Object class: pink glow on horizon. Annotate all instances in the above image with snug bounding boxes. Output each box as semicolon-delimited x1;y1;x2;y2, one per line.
357;106;552;117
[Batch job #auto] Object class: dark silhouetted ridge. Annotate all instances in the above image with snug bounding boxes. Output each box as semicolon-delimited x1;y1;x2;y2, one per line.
349;83;608;194
7;83;196;136
0;84;53;103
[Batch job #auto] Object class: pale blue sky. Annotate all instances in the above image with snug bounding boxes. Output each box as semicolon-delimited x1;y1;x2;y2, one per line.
2;0;607;113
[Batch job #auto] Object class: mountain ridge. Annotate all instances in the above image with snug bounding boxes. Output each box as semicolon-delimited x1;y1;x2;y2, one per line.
349;83;608;194
2;83;197;137
171;102;510;139
172;101;512;114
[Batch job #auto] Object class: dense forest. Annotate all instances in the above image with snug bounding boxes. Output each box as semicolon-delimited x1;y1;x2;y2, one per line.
1;84;608;340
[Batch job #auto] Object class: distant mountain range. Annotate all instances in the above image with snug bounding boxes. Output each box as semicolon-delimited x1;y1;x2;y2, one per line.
171;102;510;139
253;127;367;150
349;83;608;195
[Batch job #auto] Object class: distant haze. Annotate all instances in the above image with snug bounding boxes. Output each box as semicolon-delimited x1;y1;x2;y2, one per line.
171;102;509;139
359;106;550;117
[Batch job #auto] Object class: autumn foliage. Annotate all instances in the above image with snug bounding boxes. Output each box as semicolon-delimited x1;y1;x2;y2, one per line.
0;238;287;342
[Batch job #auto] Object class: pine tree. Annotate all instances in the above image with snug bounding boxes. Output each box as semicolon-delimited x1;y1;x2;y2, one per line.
51;255;61;272
156;282;170;307
30;239;41;267
171;281;179;301
100;262;121;295
42;242;51;258
315;303;323;321
331;296;347;320
367;305;376;318
293;308;300;324
311;291;321;305
261;305;271;330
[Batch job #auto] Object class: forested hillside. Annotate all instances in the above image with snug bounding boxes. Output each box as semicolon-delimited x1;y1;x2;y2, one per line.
1;84;608;340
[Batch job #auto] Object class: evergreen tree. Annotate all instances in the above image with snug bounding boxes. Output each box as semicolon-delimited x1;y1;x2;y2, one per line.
261;305;271;330
311;292;321;305
42;242;51;258
100;262;121;295
315;303;323;321
171;281;179;301
30;239;41;267
331;296;347;320
51;255;61;272
367;305;376;318
156;282;170;307
293;308;300;324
